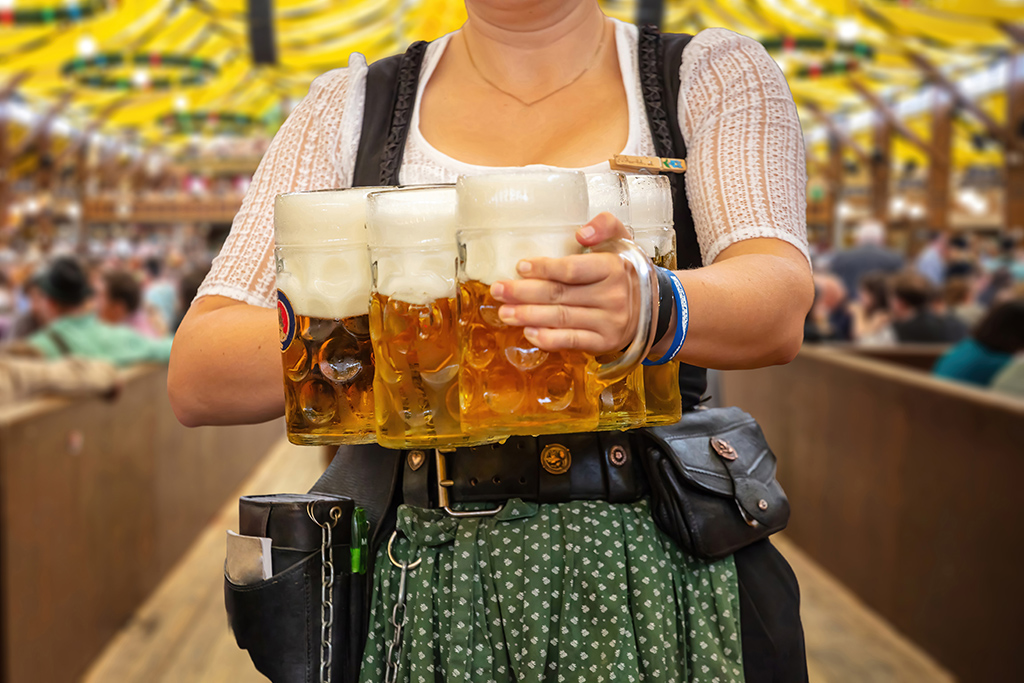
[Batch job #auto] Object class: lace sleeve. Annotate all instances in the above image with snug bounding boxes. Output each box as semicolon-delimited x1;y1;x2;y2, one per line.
196;59;367;308
677;29;809;266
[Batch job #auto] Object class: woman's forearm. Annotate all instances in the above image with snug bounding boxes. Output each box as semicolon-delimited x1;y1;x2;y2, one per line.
653;238;814;370
168;295;285;427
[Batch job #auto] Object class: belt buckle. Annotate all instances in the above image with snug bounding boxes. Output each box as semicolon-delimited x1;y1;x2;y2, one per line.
435;449;505;518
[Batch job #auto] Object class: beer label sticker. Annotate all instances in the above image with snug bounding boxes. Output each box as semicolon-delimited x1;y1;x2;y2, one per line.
277;290;296;351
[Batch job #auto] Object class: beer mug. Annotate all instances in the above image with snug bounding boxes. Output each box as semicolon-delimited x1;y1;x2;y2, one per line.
456;170;656;437
274;188;380;445
627;174;683;426
586;172;646;431
366;186;500;449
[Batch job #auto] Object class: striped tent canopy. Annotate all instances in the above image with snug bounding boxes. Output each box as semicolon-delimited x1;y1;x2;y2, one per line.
0;0;1018;167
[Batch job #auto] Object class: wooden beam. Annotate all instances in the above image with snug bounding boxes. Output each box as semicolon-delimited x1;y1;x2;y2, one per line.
0;70;30;100
870;114;892;225
800;99;872;167
12;91;74;159
1007;49;1024;233
926;90;953;232
998;22;1024;46
848;78;933;155
905;51;1009;146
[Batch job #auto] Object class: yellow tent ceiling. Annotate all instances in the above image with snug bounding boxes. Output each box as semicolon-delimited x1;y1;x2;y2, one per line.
0;0;1019;165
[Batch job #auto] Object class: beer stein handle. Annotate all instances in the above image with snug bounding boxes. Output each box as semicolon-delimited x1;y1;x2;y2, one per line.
589;238;657;383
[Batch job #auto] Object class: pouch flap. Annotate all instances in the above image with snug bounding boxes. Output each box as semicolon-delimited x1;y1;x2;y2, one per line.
645;407;783;525
239;494;353;553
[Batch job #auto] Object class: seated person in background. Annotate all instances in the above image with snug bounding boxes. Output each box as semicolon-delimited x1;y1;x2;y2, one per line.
991;354;1024;398
933;299;1024;387
829;219;903;296
891;271;967;343
142;257;178;332
0;351;118;405
27;257;173;366
96;270;168;338
808;273;852;341
849;271;895;345
943;275;985;329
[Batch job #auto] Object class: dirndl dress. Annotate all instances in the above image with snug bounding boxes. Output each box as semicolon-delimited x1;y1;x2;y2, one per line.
359;499;745;683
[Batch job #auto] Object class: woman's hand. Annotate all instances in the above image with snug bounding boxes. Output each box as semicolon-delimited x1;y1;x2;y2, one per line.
490;212;640;353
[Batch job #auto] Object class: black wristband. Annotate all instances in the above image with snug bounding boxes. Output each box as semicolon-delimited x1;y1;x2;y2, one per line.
652;267;674;348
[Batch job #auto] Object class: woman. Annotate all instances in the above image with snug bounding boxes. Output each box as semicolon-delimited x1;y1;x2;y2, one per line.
850;272;895;345
170;1;813;680
933;299;1024;387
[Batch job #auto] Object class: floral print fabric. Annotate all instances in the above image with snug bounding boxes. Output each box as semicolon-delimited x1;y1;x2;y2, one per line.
360;498;744;683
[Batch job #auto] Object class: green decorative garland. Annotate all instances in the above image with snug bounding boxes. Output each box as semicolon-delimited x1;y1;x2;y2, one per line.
0;0;111;25
761;36;875;60
61;53;219;90
160;111;258;135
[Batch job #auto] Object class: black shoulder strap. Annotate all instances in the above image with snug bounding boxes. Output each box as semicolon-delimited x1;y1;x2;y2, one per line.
352;41;430;187
637;26;701;271
47;329;73;356
638;26;708;407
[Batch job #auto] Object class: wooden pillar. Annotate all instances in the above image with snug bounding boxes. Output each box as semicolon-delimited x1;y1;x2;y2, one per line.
927;90;953;232
827;131;844;244
1008;49;1024;233
871;115;892;225
0;100;10;234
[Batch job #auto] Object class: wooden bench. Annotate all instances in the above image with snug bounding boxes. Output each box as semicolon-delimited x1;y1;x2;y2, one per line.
0;366;282;683
722;346;1024;682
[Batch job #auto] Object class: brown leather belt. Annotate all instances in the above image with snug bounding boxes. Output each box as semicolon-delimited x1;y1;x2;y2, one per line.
400;431;650;511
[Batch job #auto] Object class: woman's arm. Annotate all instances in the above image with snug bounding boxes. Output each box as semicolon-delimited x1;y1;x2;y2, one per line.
168;296;283;427
492;215;813;369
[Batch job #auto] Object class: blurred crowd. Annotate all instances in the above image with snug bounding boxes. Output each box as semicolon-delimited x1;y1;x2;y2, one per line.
809;222;1024;398
0;235;211;405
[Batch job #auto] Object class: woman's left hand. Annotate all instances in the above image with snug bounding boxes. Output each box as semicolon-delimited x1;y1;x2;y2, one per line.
490;212;640;353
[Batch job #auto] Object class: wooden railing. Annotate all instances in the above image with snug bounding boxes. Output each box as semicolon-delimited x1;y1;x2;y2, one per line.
83;194;243;224
0;366;283;683
721;346;1024;683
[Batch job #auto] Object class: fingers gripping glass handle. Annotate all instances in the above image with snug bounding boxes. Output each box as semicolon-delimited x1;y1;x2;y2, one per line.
589;238;657;383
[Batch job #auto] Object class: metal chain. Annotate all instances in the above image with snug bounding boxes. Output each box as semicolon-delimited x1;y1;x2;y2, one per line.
309;503;342;683
385;532;420;683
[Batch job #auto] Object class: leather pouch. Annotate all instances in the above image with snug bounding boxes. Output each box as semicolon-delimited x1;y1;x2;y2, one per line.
640;407;790;560
224;493;361;683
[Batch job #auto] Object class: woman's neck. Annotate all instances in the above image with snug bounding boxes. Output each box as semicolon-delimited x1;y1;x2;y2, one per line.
459;1;608;96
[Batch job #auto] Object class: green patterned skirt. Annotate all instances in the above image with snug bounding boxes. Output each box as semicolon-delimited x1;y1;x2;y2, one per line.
359;498;745;683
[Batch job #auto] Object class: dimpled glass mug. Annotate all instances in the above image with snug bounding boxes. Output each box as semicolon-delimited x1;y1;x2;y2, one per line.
366;185;503;449
626;174;683;426
586;172;647;431
275;188;385;445
455;170;656;438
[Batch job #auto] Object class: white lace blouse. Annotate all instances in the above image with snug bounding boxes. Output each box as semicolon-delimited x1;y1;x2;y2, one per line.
197;20;808;309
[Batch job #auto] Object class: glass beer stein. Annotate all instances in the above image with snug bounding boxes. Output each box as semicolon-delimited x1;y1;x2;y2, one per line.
456;170;656;438
366;186;499;449
274;188;380;445
627;174;683;426
586;172;646;431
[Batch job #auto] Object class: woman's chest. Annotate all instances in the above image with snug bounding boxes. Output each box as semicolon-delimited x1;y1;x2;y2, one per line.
416;71;630;169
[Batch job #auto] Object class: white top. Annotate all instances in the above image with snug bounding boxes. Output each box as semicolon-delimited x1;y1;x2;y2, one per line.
198;20;809;309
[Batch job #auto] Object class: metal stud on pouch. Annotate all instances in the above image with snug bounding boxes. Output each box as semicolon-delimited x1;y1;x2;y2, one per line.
609;445;628;467
407;450;425;471
710;437;738;461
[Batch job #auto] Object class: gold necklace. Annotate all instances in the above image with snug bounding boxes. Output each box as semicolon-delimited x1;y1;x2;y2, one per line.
464;22;608;107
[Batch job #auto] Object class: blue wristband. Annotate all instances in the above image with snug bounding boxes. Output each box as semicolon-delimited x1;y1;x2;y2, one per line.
643;269;688;366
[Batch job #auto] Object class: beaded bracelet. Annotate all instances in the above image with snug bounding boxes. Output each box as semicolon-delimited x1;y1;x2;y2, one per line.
643;268;688;366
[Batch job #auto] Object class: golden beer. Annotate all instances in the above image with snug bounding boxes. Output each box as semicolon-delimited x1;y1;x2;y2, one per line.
366;185;495;448
458;279;601;434
628;174;683;426
275;188;384;445
280;311;375;444
588;172;646;431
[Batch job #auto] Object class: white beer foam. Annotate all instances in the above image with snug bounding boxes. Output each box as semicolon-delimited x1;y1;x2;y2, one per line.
586;172;631;226
276;247;372;320
367;186;459;305
275;188;382;320
457;171;588;286
275;187;380;246
625;174;672;229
